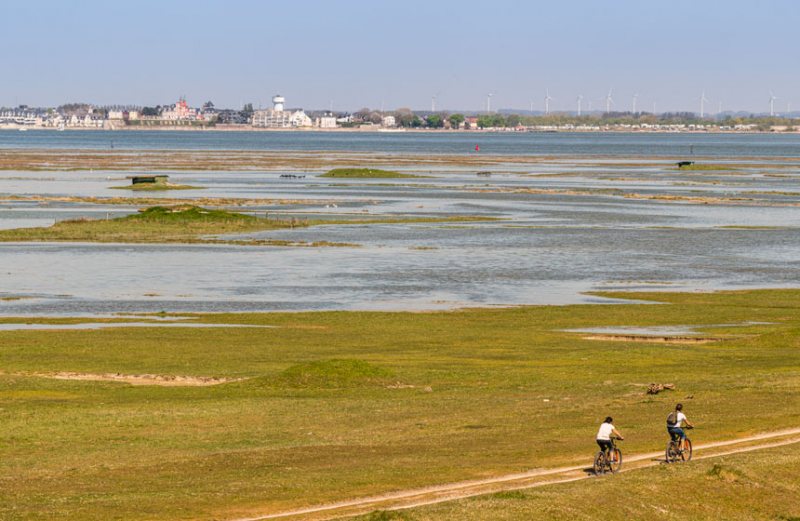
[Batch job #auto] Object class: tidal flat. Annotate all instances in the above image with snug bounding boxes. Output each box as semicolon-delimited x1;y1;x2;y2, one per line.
1;149;799;314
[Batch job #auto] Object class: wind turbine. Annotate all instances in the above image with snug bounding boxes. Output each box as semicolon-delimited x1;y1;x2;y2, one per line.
431;91;442;112
544;89;553;115
632;93;639;114
700;91;709;118
577;95;583;116
769;91;778;116
605;89;614;114
486;93;493;114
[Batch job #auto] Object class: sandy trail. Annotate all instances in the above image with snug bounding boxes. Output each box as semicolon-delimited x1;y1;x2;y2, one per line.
231;427;800;521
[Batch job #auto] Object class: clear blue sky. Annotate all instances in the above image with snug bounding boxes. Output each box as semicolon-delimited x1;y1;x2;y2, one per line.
2;0;798;113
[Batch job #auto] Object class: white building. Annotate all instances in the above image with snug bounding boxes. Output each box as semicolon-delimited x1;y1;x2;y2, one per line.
381;115;396;127
289;110;312;127
317;113;337;128
252;94;312;128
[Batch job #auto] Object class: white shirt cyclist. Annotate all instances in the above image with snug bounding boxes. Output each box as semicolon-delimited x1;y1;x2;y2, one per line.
597;422;615;441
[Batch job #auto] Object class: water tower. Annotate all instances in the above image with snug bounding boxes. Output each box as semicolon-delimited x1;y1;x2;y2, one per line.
272;95;285;112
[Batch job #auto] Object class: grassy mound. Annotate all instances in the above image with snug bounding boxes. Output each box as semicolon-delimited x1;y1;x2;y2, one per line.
127;205;257;223
278;359;395;388
0;205;289;244
677;163;737;171
320;168;423;179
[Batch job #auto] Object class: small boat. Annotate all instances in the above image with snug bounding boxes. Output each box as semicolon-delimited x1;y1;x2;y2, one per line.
18;127;28;132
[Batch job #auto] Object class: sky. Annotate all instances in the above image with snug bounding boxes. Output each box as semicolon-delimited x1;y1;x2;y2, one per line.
1;0;798;114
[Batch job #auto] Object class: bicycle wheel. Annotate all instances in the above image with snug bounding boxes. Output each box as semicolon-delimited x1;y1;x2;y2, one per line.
609;448;623;473
666;441;679;463
593;451;606;475
681;439;693;462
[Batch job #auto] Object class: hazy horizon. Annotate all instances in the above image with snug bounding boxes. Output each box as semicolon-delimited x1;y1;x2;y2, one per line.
2;0;798;114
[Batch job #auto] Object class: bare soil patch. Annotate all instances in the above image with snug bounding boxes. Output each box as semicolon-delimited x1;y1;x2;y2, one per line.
19;371;244;386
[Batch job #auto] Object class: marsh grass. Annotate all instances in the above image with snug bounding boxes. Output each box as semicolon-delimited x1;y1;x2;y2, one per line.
0;205;497;245
276;359;396;388
0;205;295;244
677;163;738;171
0;289;799;519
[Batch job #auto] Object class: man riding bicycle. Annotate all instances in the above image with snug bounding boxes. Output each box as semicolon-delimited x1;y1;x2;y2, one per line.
596;416;624;456
667;403;694;450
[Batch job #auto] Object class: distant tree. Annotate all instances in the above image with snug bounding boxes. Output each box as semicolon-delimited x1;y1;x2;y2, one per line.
477;114;506;128
426;114;443;128
449;113;465;129
202;101;215;111
141;106;159;117
58;103;91;115
410;115;423;128
505;114;521;127
368;111;383;124
353;107;371;122
394;108;416;128
241;103;254;115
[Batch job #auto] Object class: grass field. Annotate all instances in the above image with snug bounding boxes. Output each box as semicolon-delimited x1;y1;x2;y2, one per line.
0;289;799;519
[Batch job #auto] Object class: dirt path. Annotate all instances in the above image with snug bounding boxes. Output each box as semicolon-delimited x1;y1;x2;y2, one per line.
231;427;800;521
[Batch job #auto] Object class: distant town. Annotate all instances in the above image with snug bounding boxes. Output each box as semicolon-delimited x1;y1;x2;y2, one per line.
2;94;799;133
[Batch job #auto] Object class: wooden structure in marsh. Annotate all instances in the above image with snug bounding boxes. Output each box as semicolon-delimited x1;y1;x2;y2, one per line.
127;175;169;186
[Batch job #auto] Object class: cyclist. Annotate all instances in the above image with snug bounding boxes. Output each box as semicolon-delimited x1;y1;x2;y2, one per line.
596;416;624;458
667;403;694;451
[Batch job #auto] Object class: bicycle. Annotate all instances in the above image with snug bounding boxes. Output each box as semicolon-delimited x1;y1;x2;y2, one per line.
593;437;623;475
665;426;693;463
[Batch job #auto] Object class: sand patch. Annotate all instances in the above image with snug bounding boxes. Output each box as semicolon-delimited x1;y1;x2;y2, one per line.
18;371;244;386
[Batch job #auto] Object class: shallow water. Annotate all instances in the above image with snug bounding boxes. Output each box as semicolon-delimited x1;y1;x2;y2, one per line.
3;129;800;156
1;135;799;315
